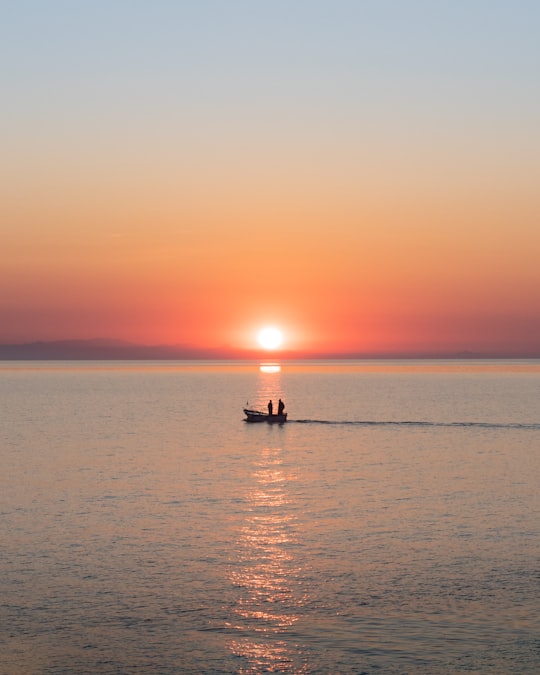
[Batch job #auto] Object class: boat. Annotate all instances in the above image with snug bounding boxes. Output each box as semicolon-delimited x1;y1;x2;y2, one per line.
243;408;288;424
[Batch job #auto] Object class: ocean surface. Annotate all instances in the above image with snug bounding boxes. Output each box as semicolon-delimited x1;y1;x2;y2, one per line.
1;359;539;674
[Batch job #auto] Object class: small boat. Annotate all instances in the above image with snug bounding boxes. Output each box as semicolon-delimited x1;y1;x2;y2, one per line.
243;408;288;424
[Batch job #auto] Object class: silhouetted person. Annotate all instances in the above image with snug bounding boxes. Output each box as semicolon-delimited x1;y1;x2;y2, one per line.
268;400;273;416
277;399;285;416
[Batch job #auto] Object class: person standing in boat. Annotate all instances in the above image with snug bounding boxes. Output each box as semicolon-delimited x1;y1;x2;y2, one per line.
277;399;285;416
268;400;273;416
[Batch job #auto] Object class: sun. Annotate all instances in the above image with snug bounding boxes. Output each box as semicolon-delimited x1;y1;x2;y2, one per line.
257;326;283;350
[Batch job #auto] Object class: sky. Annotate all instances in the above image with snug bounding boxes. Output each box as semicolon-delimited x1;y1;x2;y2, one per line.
2;0;539;357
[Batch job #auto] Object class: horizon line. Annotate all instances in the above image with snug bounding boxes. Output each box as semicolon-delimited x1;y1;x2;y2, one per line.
0;338;539;360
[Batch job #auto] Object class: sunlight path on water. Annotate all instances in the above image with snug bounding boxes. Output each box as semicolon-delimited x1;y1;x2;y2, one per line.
225;446;310;673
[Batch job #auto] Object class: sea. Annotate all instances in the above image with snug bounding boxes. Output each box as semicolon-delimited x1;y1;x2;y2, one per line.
1;359;539;674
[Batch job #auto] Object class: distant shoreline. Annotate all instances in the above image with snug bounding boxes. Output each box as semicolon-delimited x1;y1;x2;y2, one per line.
0;339;538;361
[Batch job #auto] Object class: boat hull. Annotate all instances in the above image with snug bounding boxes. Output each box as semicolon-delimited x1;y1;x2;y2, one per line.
243;408;287;424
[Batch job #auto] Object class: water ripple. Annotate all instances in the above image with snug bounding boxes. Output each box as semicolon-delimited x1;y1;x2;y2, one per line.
292;419;540;430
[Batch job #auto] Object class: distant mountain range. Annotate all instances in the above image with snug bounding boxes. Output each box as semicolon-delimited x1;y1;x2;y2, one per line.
0;339;231;360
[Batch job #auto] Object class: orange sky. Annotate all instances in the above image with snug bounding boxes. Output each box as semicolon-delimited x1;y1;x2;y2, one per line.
2;2;539;357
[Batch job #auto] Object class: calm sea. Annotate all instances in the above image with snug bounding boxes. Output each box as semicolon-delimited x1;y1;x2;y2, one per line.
1;360;539;674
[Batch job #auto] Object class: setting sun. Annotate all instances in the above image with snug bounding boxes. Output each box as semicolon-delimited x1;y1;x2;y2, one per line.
257;326;283;350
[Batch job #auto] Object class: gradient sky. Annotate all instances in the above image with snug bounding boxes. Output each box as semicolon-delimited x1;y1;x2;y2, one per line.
2;0;539;356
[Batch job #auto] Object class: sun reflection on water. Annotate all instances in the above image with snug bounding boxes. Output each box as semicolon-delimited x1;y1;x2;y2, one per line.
259;363;281;374
250;363;284;414
226;447;309;673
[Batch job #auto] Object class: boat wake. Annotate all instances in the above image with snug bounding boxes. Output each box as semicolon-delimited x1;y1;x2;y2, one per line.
291;419;540;430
